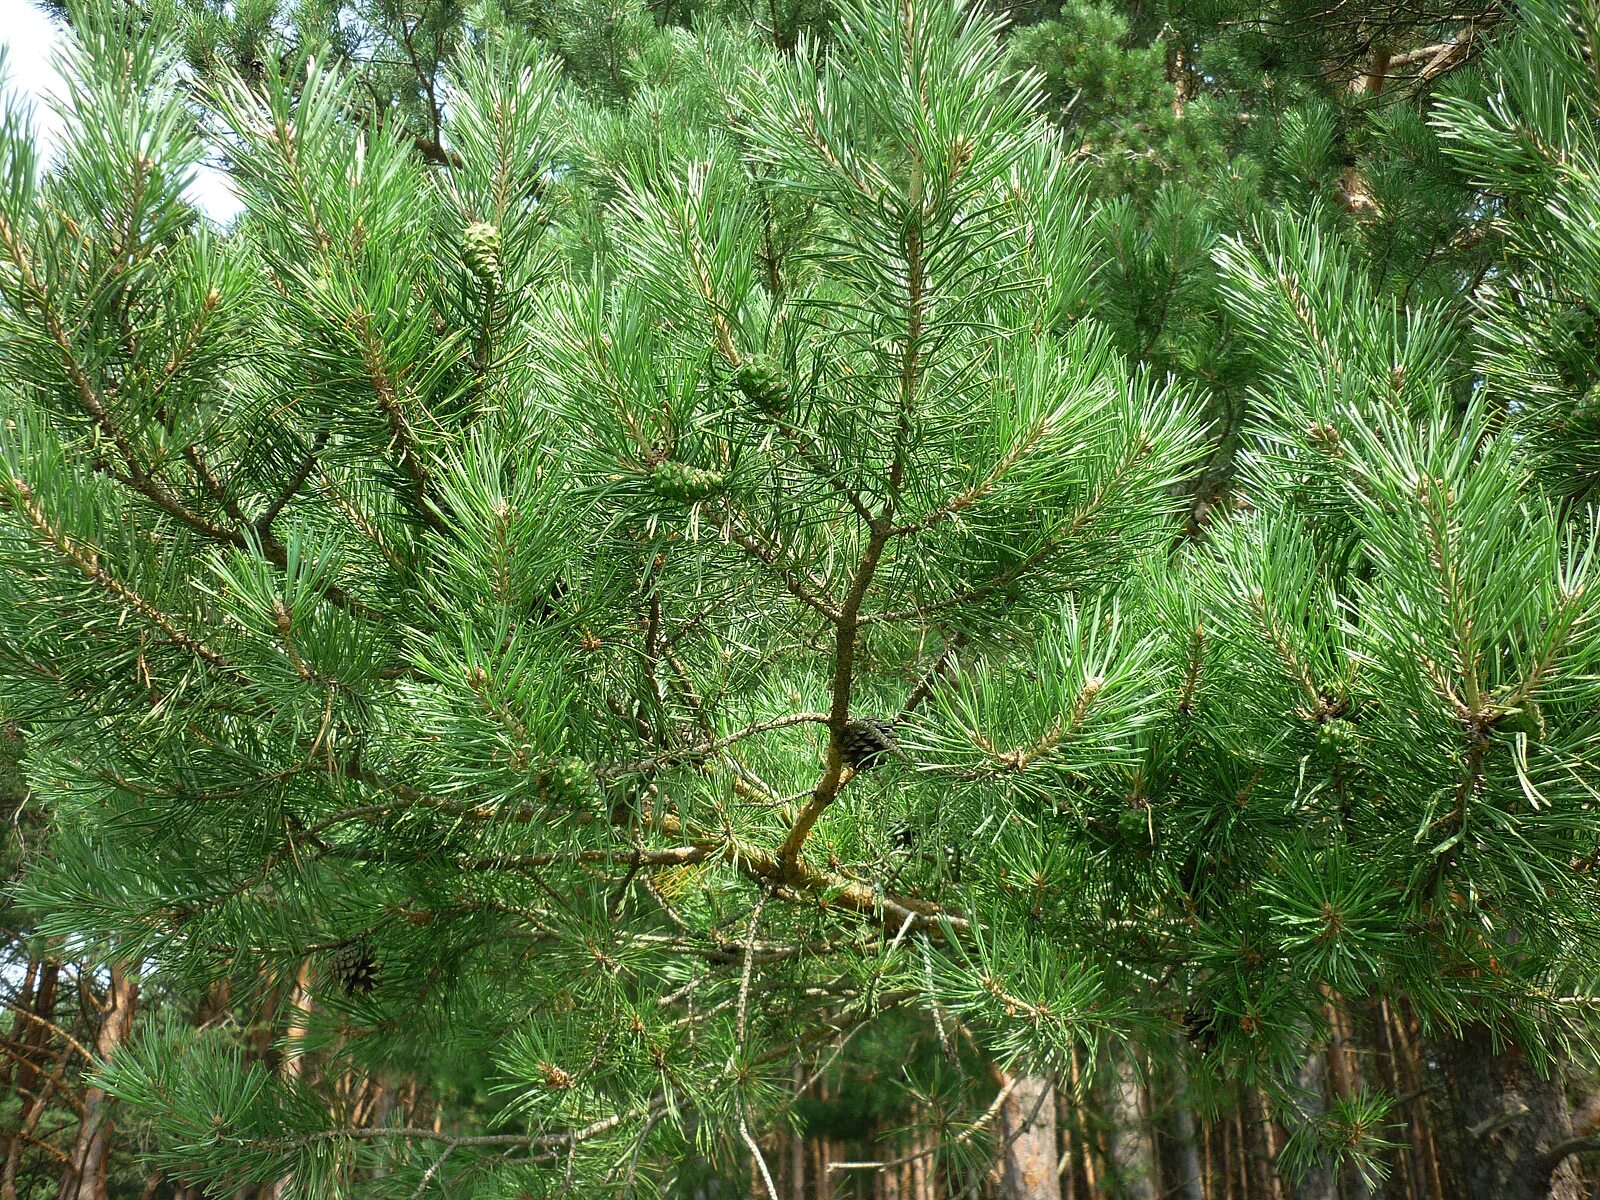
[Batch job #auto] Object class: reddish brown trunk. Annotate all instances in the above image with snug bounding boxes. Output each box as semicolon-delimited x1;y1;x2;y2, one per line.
1395;1004;1448;1200
261;960;316;1200
59;965;138;1200
0;958;40;1098
1220;1111;1235;1200
12;960;59;1100
1323;992;1376;1200
1242;1087;1278;1200
1232;1108;1249;1200
2;1040;72;1200
1068;1045;1098;1199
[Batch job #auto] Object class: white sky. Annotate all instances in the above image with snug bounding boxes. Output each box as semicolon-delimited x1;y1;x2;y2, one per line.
0;0;243;222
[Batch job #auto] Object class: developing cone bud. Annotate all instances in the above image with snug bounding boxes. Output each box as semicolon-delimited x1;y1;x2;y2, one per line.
542;755;596;805
1498;699;1546;742
650;461;726;504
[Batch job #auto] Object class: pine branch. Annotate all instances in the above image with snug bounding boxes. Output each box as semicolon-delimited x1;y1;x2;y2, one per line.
714;508;841;620
4;477;231;669
776;515;891;875
863;434;1156;626
752;413;875;524
1;222;378;622
0;1004;97;1069
899;633;966;718
357;319;452;539
255;431;330;539
290;757;970;938
456;846;712;871
776;200;930;869
1538;1133;1600;1175
891;420;1049;536
598;712;831;779
830;1075;1018;1174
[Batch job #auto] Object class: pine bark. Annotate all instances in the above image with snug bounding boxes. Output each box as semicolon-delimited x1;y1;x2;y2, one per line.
1436;1023;1584;1200
262;960;316;1200
1168;1039;1205;1200
59;965;138;1200
1107;1051;1158;1200
996;1072;1060;1200
1243;1086;1280;1200
1290;1047;1337;1200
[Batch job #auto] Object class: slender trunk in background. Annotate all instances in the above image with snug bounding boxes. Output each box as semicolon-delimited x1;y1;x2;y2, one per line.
997;1072;1060;1200
1324;993;1374;1200
1231;1109;1249;1200
59;964;138;1200
1066;1044;1099;1199
1169;1038;1205;1200
1059;1090;1076;1200
2;1037;69;1200
1435;1023;1583;1200
0;957;39;1098
0;956;57;1200
815;1076;834;1200
1290;1046;1337;1200
9;959;58;1105
1219;1110;1235;1200
1107;1050;1158;1200
262;960;316;1200
367;1079;397;1180
790;1061;806;1200
1388;1000;1447;1200
1243;1086;1281;1200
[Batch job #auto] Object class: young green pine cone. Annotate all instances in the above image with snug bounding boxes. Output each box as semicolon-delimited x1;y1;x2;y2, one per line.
542;755;596;805
734;355;790;414
1315;718;1361;763
650;461;726;504
1494;694;1546;742
463;221;502;286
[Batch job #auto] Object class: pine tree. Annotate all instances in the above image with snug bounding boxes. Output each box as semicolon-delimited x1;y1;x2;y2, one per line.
0;0;1199;1194
7;0;1600;1195
1129;190;1600;1199
1434;0;1600;508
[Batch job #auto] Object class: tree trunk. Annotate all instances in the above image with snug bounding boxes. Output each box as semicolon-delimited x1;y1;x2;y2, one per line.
0;957;39;1098
1169;1038;1205;1200
1436;1023;1584;1200
1107;1050;1158;1200
996;1072;1059;1200
1290;1047;1337;1200
1243;1087;1280;1200
59;964;138;1200
1;957;59;1200
10;960;58;1102
2;1040;69;1200
262;960;316;1200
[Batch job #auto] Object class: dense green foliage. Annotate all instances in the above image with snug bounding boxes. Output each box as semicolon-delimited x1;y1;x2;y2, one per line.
2;0;1597;1195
